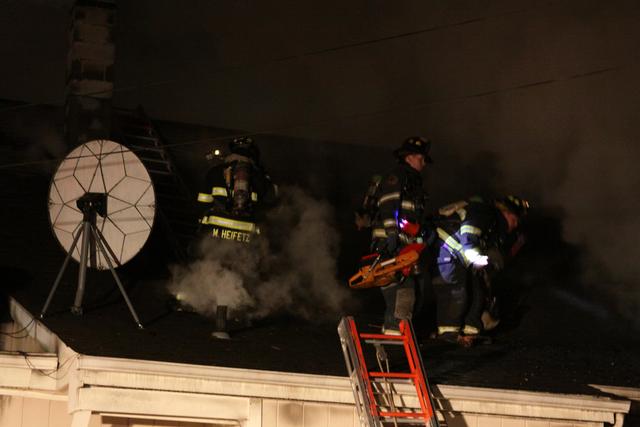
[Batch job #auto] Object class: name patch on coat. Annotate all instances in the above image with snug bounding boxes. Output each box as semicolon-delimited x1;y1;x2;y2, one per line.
211;227;251;243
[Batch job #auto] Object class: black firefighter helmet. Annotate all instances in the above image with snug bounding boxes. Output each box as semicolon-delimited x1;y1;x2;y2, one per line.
498;195;530;217
393;136;433;163
229;136;260;161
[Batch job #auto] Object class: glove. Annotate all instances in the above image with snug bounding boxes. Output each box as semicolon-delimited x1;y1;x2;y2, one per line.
464;248;488;268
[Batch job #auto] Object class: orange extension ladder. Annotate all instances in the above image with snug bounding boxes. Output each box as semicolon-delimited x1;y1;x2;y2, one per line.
337;317;440;427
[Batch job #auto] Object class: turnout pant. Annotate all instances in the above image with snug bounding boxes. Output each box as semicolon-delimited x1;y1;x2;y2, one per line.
433;247;484;335
381;275;417;330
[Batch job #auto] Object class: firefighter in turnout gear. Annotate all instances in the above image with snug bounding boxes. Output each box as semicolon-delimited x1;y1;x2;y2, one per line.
372;136;432;335
197;136;277;243
432;195;529;347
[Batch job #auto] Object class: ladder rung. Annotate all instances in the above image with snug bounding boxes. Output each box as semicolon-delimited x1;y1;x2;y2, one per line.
376;403;417;410
371;377;413;384
338;317;439;427
363;338;404;346
369;372;415;379
129;144;164;154
380;416;429;424
135;153;166;162
379;411;427;418
139;157;171;165
359;332;405;340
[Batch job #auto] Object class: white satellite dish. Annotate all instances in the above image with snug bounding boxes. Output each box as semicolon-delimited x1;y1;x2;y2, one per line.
48;139;155;268
41;139;155;328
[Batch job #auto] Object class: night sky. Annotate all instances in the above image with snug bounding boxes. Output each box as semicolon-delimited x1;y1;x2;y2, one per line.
2;0;640;326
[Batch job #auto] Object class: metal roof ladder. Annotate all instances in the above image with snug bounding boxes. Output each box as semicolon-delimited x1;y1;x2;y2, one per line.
114;107;200;262
338;316;440;427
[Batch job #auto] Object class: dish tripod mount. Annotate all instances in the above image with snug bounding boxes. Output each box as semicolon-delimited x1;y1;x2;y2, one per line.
40;192;144;329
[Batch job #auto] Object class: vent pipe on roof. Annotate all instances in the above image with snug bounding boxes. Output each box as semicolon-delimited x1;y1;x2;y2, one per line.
212;305;230;340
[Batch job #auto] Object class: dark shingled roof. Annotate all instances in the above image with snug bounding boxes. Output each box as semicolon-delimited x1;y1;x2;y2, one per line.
2;153;639;398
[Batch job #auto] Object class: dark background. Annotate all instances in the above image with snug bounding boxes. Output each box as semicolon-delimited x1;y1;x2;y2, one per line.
1;1;640;401
2;0;639;324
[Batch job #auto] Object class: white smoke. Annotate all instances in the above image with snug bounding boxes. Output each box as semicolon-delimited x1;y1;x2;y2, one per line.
167;241;258;316
168;186;354;322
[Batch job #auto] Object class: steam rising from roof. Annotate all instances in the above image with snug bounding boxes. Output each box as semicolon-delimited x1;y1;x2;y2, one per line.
168;186;355;322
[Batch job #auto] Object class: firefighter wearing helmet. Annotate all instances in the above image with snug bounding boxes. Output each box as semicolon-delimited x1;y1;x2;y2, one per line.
371;136;433;335
197;136;277;243
431;195;529;347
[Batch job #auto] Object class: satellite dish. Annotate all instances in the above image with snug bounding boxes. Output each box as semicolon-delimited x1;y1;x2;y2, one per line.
48;139;155;269
42;139;155;328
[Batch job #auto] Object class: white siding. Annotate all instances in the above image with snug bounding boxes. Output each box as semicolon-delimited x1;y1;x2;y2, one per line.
48;401;73;427
0;396;614;427
260;400;356;427
0;395;24;426
262;399;278;426
276;402;303;427
0;402;227;427
11;397;48;427
327;404;355;427
301;403;328;427
0;397;71;427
